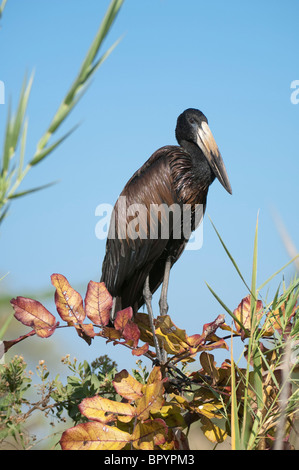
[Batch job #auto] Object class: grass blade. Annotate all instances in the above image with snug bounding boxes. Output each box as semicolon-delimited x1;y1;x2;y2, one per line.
7;181;57;199
258;255;299;292
0;0;124;224
230;334;241;449
205;281;245;331
209;216;252;294
17;117;28;178
0;0;7;18
30;125;79;166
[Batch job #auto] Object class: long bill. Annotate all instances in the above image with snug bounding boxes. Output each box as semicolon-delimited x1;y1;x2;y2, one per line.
195;121;232;195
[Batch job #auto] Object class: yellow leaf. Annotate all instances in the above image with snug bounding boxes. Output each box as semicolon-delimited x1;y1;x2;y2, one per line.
159;404;186;427
60;422;131;450
200;416;227;443
113;369;143;402
147;366;162;385
172;393;189;406
79;395;135;423
155;315;189;354
197;402;224;420
136;381;164;421
131;418;167;450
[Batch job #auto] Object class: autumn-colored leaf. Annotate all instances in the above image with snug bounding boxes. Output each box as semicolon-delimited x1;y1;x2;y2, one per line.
3;330;36;355
114;307;133;332
135;380;164;421
135;311;155;346
122;320;140;348
131;342;149;356
171;428;190;450
196;315;226;345
200;352;220;384
51;273;85;325
71;322;95;345
200;338;229;352
10;297;58;338
110;307;143;352
85;281;112;326
233;295;263;336
112;369;143;402
200;415;228;443
131;418;168;450
147;366;162;385
159;403;186;428
197;401;225;420
172;393;190;409
79;322;95;338
102;326;122;342
155;315;189;355
60;421;131;450
155;314;227;358
79;395;135;423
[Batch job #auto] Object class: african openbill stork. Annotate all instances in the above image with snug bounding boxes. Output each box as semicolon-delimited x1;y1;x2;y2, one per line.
101;108;232;360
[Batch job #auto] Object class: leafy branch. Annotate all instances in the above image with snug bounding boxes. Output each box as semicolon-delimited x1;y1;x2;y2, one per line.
3;253;299;450
0;0;124;224
0;0;7;18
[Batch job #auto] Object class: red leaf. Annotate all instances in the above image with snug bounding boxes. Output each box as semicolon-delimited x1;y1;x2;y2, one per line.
74;323;95;345
132;342;149;356
187;314;226;352
85;281;112;326
2;330;36;355
114;307;133;332
10;297;58;337
123;320;140;348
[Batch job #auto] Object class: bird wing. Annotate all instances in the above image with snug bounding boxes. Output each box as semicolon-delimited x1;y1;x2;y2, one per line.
101;145;189;310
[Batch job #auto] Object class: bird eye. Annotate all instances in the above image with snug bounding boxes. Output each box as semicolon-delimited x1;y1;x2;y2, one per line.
189;118;195;124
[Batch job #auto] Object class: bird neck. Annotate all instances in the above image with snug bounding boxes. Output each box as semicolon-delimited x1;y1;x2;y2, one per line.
180;140;215;189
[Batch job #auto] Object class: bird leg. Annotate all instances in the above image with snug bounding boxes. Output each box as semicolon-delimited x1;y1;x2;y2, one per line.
158;256;172;363
143;275;163;364
159;256;172;317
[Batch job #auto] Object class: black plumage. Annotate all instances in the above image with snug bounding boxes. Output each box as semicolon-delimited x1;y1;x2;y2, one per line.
101;108;232;319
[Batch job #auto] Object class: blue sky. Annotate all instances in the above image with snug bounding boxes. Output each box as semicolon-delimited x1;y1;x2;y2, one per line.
1;0;298;372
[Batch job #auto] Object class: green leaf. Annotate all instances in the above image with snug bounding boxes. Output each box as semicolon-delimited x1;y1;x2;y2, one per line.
0;312;14;340
230;337;241;449
250;213;259;313
30;125;78;166
0;0;8;17
7;180;57;199
10;73;34;153
0;0;124;225
258;256;299;292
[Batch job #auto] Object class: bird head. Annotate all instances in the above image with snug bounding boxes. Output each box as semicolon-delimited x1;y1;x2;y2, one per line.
175;108;232;195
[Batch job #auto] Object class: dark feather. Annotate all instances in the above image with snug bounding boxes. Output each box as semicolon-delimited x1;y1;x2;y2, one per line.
101;108;232;319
